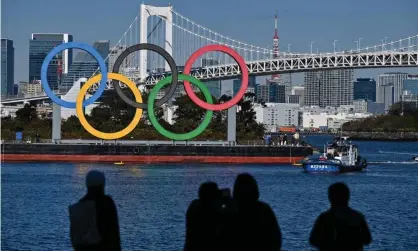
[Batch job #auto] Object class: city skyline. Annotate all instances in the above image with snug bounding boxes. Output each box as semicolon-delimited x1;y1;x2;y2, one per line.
2;0;418;89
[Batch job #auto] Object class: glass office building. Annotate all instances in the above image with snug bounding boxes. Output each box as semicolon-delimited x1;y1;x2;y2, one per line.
353;78;376;101
233;75;256;96
1;39;14;96
403;75;418;95
60;40;109;91
29;33;73;90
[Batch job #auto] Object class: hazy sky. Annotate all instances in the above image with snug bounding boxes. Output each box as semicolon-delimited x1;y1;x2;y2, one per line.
2;0;418;91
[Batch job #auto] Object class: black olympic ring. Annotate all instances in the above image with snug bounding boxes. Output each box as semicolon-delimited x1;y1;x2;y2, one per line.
112;43;179;109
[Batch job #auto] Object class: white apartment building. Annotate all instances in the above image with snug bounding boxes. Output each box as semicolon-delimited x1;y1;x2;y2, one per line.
353;99;368;113
302;111;372;129
254;103;300;132
327;113;372;129
302;113;328;128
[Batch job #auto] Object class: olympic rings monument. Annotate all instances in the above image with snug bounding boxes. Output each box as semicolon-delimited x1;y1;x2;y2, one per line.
47;4;240;144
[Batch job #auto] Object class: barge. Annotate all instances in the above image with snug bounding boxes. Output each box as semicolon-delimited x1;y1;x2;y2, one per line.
1;142;313;164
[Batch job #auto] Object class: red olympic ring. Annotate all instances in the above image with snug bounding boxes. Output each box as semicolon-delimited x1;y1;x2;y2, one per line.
183;44;249;111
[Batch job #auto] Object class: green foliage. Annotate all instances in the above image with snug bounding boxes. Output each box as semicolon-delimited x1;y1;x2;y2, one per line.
342;102;418;132
1;89;265;141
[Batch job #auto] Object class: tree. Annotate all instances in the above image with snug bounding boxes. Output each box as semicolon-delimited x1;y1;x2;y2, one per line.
235;93;265;140
15;103;37;123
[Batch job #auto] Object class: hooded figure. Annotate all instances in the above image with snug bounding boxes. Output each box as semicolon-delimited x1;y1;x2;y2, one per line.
184;181;220;251
309;182;372;251
70;170;121;251
231;173;282;251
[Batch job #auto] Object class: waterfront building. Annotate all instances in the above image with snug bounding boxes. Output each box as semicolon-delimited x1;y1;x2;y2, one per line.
254;103;300;132
1;39;14;96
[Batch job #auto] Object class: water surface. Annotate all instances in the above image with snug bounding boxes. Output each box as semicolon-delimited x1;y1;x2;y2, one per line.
1;138;418;250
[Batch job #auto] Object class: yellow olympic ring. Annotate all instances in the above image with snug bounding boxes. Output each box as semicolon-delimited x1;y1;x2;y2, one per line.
76;73;143;140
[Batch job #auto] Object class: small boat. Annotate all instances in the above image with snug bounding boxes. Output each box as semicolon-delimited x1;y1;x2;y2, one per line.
412;156;418;161
302;137;367;173
114;161;124;165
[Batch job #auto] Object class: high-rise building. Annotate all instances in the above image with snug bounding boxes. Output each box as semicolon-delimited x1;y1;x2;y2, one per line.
29;33;73;90
304;69;354;107
108;45;128;71
1;39;14;96
403;74;418;95
376;72;409;104
291;86;305;106
233;75;256;96
60;40;109;90
13;83;19;95
256;79;285;103
378;84;394;111
353;78;376;101
287;95;300;104
201;58;221;98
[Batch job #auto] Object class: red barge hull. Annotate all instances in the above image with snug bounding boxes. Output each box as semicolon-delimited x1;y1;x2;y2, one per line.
1;143;313;164
1;154;306;164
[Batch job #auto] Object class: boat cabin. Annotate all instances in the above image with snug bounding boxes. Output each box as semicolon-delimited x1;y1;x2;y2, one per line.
324;137;359;166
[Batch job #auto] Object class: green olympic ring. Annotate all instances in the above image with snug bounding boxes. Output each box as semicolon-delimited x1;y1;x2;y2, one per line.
147;74;214;140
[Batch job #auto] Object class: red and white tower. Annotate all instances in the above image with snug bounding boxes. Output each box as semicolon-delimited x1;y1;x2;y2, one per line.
272;11;280;80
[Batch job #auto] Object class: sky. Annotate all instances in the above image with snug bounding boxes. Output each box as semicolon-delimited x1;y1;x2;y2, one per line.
2;0;418;92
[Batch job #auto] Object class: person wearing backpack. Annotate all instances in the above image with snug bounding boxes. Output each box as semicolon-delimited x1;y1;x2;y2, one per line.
309;182;372;251
69;170;121;251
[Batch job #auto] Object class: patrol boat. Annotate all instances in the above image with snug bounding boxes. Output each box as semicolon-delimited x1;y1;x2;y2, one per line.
302;137;367;173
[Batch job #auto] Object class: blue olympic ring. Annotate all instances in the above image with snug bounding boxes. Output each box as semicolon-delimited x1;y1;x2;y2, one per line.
40;42;108;108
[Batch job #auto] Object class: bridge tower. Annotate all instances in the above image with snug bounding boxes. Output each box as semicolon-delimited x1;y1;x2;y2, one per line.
139;4;173;81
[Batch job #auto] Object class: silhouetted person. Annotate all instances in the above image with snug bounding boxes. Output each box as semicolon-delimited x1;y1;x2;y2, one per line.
184;181;220;251
309;182;372;251
69;170;121;251
231;173;282;251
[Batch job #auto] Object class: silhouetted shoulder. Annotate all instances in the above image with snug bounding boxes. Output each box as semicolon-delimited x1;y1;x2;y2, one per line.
104;195;116;203
186;199;200;212
258;201;275;213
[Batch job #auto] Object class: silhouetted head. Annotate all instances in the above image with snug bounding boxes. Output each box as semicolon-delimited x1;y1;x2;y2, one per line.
233;173;259;203
328;182;350;208
198;181;219;203
86;170;105;195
